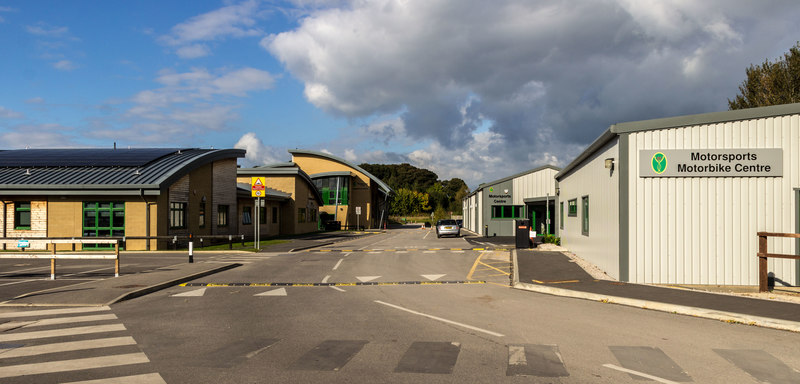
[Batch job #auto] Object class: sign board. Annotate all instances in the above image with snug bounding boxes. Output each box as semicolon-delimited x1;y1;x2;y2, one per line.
251;177;266;197
17;240;29;249
639;149;783;178
355;206;361;215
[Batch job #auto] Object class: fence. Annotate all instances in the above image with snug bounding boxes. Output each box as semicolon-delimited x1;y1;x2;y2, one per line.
756;232;800;292
0;238;119;280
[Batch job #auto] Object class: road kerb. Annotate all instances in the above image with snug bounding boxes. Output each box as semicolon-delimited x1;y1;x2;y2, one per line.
513;281;800;333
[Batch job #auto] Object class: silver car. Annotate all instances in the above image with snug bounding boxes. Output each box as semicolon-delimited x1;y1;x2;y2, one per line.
435;219;460;238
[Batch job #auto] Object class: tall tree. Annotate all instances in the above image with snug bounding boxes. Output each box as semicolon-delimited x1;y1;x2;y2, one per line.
729;42;800;110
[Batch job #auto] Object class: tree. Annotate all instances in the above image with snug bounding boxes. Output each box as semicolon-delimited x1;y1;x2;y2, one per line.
729;42;800;110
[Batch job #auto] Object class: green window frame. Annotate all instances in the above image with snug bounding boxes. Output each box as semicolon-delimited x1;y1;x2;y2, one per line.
491;205;525;219
170;202;187;229
560;202;564;229
218;205;229;227
568;199;577;217
15;202;31;230
582;196;589;236
83;202;125;249
314;176;349;206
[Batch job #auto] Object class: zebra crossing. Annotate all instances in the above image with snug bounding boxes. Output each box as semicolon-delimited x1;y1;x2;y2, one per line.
0;306;163;383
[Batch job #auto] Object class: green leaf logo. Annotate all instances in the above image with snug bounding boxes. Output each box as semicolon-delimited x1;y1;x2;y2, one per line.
651;152;667;174
489;187;494;192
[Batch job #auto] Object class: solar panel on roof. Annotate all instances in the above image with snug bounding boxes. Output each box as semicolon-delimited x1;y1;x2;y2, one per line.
0;148;188;167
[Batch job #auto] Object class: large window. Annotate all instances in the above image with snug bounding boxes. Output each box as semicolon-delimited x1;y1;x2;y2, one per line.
313;176;349;205
568;199;577;217
170;202;187;229
582;196;589;236
491;205;524;219
242;206;252;225
15;202;31;230
83;202;125;249
218;205;229;227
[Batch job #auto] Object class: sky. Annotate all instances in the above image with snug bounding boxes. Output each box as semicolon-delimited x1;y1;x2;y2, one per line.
1;0;800;189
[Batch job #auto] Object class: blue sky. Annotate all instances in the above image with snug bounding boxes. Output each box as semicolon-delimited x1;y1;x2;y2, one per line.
2;1;800;189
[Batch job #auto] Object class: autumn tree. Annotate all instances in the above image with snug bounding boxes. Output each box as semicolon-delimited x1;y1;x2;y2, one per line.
729;42;800;110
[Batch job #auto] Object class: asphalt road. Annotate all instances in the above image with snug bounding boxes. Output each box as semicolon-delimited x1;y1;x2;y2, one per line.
2;227;800;383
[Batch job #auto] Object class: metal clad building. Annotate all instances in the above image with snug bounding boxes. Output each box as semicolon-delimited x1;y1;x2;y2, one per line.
557;103;800;285
463;166;559;237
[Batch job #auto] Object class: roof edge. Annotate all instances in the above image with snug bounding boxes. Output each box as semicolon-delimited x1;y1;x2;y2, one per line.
289;149;393;195
474;164;561;191
555;128;617;181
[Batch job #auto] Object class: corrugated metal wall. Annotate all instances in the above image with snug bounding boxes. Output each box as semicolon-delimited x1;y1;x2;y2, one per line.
626;115;799;285
559;138;620;279
512;168;559;205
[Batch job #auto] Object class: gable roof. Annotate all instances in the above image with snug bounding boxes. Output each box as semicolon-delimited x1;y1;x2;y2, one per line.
288;149;393;195
475;165;560;191
0;148;245;195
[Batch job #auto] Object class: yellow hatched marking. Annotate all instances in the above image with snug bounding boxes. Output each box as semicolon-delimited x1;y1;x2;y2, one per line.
478;261;510;276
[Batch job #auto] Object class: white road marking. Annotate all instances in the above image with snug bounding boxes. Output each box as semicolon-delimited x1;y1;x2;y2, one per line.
374;300;505;337
423;231;430;239
61;372;167;384
171;288;206;297
333;258;344;270
421;274;446;281
508;345;527;366
329;286;346;292
357;276;381;282
21;314;118;328
0;352;150;379
0;279;36;287
0;306;110;320
63;266;114;277
322;275;331;283
0;336;137;359
0;324;126;342
255;288;287;296
423;251;436;254
602;364;681;384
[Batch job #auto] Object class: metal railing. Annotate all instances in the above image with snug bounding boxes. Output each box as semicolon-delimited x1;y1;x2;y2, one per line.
756;232;800;292
0;239;120;280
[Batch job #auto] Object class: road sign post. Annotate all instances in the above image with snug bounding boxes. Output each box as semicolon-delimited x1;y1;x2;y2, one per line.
251;177;266;250
355;206;361;231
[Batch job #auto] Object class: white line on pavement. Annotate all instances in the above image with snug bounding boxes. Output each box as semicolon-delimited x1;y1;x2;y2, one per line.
329;286;346;292
0;279;36;287
0;324;126;342
332;259;344;270
22;314;118;328
61;372;167;384
63;266;113;277
0;352;149;379
374;300;505;337
0;306;110;320
602;364;680;384
0;336;137;359
322;275;330;283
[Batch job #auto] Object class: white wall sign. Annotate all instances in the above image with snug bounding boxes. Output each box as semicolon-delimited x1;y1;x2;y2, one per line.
639;149;783;177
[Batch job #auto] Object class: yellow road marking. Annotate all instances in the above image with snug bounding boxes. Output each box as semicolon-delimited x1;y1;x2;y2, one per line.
478;261;510;275
532;279;580;284
466;252;485;280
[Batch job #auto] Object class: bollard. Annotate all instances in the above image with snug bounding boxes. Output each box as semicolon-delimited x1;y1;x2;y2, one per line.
228;235;233;250
189;241;194;263
241;234;245;247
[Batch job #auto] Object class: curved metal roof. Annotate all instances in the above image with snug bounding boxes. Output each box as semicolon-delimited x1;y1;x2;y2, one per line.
237;162;324;205
288;149;393;195
0;148;245;195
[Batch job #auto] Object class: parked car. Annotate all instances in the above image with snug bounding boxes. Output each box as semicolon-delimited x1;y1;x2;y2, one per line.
455;219;463;228
435;219;460;238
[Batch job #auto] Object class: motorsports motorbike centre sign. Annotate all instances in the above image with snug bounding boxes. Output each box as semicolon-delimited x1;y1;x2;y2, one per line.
639;149;783;177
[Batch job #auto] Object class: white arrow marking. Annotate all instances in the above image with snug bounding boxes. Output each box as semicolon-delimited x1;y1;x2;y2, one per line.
421;274;446;281
255;288;287;296
356;276;381;282
171;288;206;297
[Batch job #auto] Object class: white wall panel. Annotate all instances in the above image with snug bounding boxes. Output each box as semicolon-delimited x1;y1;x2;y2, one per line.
559;138;620;279
627;115;799;285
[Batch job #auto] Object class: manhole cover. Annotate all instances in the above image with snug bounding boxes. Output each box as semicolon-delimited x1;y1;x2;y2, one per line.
113;285;147;289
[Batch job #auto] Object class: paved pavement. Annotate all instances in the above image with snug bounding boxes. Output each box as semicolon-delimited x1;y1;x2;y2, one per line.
511;247;800;332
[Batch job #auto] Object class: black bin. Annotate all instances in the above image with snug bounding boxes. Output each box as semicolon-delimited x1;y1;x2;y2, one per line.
515;219;531;248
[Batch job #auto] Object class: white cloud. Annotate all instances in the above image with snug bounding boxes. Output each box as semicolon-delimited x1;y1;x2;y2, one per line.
234;132;285;166
26;23;70;37
25;97;45;104
53;60;77;71
0;106;23;119
263;0;800;185
0;124;77;148
160;0;265;58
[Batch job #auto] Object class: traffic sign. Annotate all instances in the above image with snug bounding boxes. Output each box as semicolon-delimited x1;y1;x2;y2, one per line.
251;177;266;197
